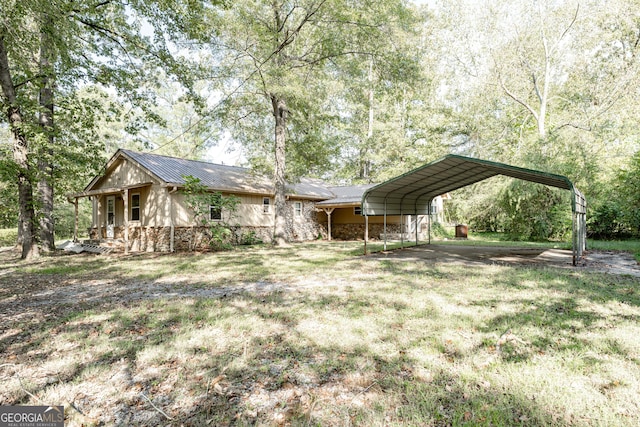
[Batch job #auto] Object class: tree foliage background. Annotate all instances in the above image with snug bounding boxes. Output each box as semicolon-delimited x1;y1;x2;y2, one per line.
1;0;639;254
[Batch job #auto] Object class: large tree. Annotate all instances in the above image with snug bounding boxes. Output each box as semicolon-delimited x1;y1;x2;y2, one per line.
430;0;640;165
210;0;424;244
421;0;640;239
0;0;218;258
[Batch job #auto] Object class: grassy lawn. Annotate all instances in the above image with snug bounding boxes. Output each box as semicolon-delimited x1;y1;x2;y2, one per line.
1;242;639;426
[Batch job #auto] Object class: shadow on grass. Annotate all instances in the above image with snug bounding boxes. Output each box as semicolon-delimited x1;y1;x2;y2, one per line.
0;281;566;426
1;245;639;425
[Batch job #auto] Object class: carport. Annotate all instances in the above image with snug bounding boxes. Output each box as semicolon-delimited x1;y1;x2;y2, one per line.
361;155;587;265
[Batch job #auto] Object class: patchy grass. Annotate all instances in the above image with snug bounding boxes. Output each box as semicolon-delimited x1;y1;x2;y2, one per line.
587;239;640;262
1;242;639;426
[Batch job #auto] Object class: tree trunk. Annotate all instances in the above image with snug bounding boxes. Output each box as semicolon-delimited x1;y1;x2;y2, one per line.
0;35;39;259
38;16;55;251
360;58;375;181
271;94;288;246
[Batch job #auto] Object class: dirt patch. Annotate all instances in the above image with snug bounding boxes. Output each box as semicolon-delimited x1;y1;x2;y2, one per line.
371;244;640;277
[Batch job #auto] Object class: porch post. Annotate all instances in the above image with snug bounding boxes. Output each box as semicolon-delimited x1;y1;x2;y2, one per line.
169;186;177;252
123;188;129;254
170;206;175;253
323;208;335;241
97;196;102;242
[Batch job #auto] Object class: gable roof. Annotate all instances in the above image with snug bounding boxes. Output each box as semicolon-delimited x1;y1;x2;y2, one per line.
85;149;335;199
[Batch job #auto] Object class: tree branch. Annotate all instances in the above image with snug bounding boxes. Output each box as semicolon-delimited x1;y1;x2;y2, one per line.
13;75;47;90
553;122;592;133
553;3;579;53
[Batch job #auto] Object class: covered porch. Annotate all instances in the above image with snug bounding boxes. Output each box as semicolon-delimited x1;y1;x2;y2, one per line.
67;182;153;253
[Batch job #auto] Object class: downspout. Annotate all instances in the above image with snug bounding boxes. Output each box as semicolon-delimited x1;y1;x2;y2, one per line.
169;186;178;252
123;188;129;254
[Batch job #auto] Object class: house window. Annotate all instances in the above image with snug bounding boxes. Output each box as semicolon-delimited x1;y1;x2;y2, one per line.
263;197;271;214
294;201;302;217
210;205;222;221
430;204;438;215
354;206;362;216
131;193;141;221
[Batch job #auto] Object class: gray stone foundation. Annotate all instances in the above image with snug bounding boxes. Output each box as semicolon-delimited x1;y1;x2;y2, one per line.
330;223;403;240
88;221;325;253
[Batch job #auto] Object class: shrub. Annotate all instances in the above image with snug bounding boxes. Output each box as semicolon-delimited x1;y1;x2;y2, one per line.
587;201;627;239
0;228;17;247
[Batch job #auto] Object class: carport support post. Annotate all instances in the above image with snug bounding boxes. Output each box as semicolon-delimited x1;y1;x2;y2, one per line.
383;202;388;251
572;208;586;267
400;207;404;249
428;201;432;244
364;214;369;255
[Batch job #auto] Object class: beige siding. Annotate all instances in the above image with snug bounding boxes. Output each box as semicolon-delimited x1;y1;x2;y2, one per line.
141;184;173;227
328;207;403;225
237;195;275;227
96;159;156;189
169;192;275;227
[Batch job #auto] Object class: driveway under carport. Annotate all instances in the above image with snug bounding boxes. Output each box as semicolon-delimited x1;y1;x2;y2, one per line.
369;244;640;277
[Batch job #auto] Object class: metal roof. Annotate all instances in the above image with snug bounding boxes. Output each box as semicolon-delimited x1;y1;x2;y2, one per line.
362;154;586;216
286;178;336;200
316;184;377;207
86;149;335;199
121;149;274;194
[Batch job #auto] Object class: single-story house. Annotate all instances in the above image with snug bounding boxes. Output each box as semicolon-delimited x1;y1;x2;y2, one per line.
67;149;447;252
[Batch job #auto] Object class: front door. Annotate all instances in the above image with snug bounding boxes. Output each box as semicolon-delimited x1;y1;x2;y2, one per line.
106;196;115;239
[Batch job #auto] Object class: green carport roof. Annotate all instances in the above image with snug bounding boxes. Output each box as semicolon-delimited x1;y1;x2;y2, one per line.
362;154;586;216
